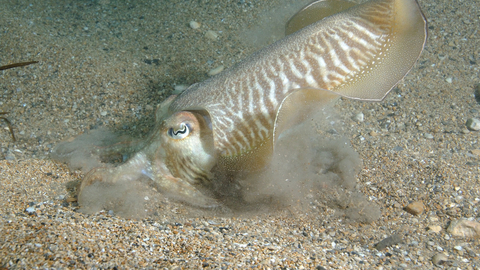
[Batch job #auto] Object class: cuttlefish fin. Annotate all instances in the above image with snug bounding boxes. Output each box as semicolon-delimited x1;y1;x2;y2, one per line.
332;0;427;101
218;89;341;172
273;88;340;147
276;0;426;145
286;0;357;35
156;94;177;120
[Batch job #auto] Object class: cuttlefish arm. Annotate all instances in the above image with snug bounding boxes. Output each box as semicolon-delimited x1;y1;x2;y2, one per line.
77;0;426;208
78;96;220;207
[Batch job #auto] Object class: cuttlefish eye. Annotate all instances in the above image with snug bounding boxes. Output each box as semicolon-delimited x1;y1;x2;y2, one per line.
167;122;190;139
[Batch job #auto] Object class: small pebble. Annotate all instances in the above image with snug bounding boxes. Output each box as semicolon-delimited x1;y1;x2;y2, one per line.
453;245;462;251
5;152;15;160
445;77;453;83
428;225;442;233
393;146;403;152
189;21;201;29
353;112;364;122
25;207;35;214
470;149;480;156
467;249;476;257
393;201;403;208
465;118;480;131
208;65;224;76
404;201;424;216
375;234;402;250
66;197;77;203
432;253;449;266
424;133;434;139
447;218;480;238
474;84;480;104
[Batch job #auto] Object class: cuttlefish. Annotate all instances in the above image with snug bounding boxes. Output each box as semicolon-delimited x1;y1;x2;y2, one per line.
74;0;427;207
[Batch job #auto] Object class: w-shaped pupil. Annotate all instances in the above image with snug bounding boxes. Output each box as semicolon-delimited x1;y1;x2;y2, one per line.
173;124;187;135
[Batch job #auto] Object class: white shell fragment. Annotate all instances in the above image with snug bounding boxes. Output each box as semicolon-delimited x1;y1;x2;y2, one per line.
207;65;224;76
173;84;189;94
205;30;218;40
189;21;201;29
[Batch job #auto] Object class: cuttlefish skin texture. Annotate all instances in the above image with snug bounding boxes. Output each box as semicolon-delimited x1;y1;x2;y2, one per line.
78;0;427;207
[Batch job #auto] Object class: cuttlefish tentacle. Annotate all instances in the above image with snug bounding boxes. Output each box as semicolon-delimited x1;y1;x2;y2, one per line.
77;0;426;207
81;151;219;207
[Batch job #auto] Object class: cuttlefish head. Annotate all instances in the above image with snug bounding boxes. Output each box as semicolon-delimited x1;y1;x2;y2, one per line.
156;110;217;190
78;108;220;208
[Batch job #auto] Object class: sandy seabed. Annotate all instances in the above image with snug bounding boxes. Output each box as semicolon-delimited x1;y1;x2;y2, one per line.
1;0;479;269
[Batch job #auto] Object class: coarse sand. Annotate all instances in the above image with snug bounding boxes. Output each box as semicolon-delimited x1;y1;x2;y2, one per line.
1;0;479;268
